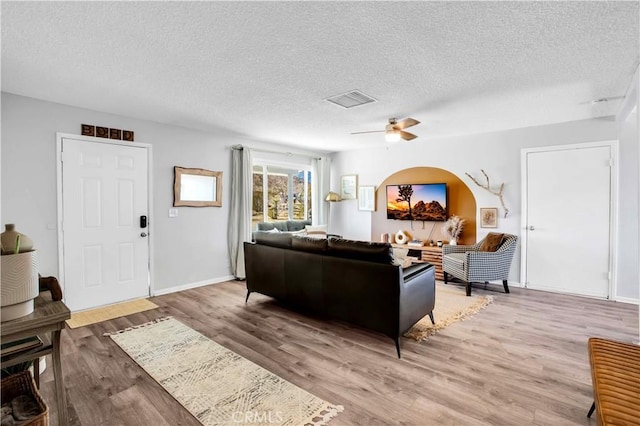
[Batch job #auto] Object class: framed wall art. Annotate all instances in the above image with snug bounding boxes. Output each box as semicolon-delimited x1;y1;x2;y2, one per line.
358;186;375;211
340;174;358;200
480;207;498;228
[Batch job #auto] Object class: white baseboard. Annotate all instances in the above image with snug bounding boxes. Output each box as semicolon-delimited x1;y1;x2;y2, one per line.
614;296;639;305
152;275;236;296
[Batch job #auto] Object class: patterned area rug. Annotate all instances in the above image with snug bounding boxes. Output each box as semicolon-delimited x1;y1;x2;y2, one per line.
404;282;493;341
107;317;343;426
66;298;158;328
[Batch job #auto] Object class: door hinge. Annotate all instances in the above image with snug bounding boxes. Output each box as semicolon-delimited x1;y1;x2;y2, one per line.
608;158;614;167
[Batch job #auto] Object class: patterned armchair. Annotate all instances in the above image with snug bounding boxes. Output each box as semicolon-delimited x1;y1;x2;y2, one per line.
442;233;518;296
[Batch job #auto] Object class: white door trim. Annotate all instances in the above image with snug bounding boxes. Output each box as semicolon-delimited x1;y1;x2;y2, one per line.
520;140;619;300
56;132;155;300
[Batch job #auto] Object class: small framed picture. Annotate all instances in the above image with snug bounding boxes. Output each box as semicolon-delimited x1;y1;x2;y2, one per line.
358;186;375;211
340;174;358;200
480;207;498;228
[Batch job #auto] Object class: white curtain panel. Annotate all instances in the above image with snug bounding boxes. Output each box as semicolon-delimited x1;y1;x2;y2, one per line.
311;156;331;226
227;146;253;279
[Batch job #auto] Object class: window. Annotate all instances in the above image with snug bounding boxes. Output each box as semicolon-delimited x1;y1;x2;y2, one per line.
252;164;312;229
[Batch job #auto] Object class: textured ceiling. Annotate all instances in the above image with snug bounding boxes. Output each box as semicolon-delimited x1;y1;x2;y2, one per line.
2;1;638;153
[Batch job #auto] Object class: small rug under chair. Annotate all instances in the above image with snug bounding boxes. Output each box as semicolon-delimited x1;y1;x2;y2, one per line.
106;317;344;426
66;298;159;329
404;282;493;341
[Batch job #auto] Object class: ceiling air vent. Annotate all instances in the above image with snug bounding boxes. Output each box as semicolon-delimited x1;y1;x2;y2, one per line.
324;90;377;109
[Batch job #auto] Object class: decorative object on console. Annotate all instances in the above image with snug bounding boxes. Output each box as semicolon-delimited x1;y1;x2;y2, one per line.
340;175;358;200
442;215;465;245
480;207;498;228
466;169;509;218
0;225;39;322
395;230;410;245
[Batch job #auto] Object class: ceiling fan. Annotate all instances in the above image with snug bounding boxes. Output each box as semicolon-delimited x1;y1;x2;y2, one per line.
351;117;420;142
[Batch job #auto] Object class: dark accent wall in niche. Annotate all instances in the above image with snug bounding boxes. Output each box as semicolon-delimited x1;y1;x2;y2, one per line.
372;167;477;245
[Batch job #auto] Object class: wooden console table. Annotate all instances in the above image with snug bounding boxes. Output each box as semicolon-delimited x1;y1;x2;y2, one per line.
393;244;444;280
1;294;70;426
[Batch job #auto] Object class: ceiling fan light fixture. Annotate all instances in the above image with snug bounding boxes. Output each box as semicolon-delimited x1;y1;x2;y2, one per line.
385;129;401;143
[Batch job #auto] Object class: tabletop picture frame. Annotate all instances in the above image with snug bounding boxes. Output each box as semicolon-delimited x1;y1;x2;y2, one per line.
341;174;358;200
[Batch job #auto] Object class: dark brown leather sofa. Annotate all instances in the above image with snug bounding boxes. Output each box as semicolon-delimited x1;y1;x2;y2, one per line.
244;233;436;357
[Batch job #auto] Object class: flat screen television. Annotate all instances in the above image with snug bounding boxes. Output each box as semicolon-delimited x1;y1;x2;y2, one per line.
386;183;448;221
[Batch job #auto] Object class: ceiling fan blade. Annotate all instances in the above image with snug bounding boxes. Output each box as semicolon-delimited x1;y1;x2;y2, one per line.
350;130;385;135
400;130;417;141
395;118;420;130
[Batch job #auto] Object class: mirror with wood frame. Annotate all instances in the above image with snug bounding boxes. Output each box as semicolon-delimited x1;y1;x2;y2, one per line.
173;166;222;207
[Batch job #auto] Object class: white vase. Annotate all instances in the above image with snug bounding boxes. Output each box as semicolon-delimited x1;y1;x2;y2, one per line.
449;238;457;245
395;230;408;245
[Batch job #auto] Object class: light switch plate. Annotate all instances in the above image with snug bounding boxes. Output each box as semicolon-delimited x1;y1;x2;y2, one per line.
168;208;178;218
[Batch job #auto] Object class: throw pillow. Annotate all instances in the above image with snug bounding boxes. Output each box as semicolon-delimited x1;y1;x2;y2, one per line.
479;233;504;252
305;225;327;238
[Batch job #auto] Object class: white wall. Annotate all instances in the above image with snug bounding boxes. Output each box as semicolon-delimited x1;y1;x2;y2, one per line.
1;93;319;293
330;118;639;302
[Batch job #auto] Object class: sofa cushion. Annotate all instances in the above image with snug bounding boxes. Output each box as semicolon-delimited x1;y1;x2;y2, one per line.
327;238;393;264
292;235;328;253
286;220;311;231
479;233;504;252
257;222;276;231
254;231;293;249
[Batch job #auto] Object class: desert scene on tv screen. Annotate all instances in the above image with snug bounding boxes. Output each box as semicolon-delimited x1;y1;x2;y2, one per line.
386;184;447;221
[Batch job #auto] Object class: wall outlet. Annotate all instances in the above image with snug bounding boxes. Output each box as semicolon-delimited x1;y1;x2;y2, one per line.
168;208;178;218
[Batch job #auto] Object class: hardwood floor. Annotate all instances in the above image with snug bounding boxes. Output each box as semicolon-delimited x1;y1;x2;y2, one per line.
38;281;638;425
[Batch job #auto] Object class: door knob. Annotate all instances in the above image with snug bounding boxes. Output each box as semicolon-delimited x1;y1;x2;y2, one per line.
140;232;148;237
529;226;535;231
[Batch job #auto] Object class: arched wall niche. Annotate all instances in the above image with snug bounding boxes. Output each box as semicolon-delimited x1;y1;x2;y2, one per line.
372;167;477;245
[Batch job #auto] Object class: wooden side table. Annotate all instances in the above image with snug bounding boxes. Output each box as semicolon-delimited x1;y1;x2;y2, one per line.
1;294;70;426
420;246;444;280
391;244;444;280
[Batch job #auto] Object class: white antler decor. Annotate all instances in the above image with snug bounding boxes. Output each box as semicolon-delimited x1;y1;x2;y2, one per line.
465;170;510;218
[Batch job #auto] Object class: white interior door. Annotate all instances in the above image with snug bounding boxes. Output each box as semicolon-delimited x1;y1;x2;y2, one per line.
61;137;150;311
524;144;612;298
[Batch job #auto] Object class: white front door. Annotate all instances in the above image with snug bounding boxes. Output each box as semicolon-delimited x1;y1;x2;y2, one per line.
61;137;150;311
523;143;613;298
